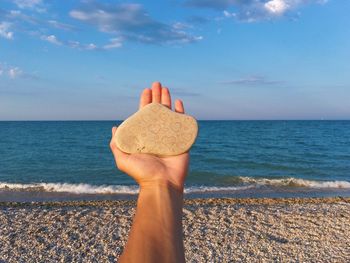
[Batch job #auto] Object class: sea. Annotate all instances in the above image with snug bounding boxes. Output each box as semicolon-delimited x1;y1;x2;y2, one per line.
0;121;349;202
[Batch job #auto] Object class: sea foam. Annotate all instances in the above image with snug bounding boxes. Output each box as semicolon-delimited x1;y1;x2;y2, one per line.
0;177;349;195
0;182;139;194
238;177;350;188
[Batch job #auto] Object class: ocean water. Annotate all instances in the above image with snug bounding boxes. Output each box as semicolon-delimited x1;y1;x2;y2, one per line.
0;121;350;201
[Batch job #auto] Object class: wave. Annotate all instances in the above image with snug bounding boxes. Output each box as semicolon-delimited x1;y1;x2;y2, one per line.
237;177;350;189
185;185;255;194
0;177;349;195
0;182;139;194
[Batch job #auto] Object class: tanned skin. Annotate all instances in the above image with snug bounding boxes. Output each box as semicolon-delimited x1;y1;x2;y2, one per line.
110;82;188;263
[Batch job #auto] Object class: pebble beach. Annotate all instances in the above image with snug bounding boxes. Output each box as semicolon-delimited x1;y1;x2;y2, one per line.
1;197;349;262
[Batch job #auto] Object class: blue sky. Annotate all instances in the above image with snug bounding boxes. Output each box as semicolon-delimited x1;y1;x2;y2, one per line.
0;0;349;120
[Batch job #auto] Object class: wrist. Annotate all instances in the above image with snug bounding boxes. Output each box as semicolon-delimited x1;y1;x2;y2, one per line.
139;179;184;196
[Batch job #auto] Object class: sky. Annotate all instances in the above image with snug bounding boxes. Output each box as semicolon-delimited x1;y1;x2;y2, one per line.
0;0;349;120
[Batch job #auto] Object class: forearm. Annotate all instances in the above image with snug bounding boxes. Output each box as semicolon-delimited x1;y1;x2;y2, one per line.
119;181;185;263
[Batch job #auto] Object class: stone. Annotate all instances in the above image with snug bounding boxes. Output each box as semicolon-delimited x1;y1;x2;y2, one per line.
114;103;198;156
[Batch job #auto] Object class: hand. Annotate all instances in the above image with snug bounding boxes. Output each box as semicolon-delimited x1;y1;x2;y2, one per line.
110;82;189;192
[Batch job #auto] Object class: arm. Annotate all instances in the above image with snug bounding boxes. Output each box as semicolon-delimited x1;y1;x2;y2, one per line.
119;182;185;263
110;82;188;263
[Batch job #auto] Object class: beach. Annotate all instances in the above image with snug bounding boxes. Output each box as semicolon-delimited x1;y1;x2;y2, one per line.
1;197;349;262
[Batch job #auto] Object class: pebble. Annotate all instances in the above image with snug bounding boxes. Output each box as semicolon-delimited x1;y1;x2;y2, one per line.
0;198;349;262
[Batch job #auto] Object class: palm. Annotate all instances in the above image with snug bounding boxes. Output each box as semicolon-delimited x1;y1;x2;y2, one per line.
122;153;188;189
110;82;189;190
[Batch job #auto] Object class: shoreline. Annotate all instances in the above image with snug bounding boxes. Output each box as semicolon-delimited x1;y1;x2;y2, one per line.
1;197;349;261
1;196;350;207
1;185;350;202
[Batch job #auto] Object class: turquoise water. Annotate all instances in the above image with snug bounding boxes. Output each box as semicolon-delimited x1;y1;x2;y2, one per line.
0;121;349;201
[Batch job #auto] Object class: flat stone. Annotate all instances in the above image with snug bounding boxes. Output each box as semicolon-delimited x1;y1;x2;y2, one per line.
114;103;198;156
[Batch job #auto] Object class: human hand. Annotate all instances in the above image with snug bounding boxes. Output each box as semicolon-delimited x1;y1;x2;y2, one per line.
110;82;189;192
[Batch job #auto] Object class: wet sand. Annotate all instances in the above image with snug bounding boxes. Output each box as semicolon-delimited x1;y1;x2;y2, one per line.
1;197;349;262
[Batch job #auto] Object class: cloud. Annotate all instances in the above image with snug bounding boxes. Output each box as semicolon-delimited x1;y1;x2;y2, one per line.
40;34;62;45
85;43;98;50
185;0;328;21
70;2;202;45
13;0;43;9
48;20;75;31
67;39;121;51
7;10;75;30
0;63;23;79
13;0;46;13
173;22;192;30
8;67;23;79
3;8;99;51
41;36;120;51
7;9;40;24
220;75;283;86
265;0;290;15
0;62;40;80
0;22;14;39
39;35;103;52
5;10;76;44
65;39;93;49
103;37;123;49
2;2;201;50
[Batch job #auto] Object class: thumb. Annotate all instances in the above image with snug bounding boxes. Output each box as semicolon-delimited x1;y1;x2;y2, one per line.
110;126;130;172
112;126;118;136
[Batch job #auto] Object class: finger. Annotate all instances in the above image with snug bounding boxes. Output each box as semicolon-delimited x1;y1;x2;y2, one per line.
112;126;117;136
139;88;152;109
151;81;161;103
175;99;185;114
161;87;171;108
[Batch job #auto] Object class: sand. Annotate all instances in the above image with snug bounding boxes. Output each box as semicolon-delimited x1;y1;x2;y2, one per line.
0;197;349;262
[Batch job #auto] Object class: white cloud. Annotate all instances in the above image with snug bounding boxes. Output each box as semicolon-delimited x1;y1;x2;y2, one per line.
40;34;62;45
85;43;97;50
67;40;80;49
14;0;42;9
173;22;192;30
13;0;46;13
41;35;102;51
0;22;14;39
0;63;23;79
48;20;75;31
67;40;101;51
235;0;323;21
264;0;290;15
70;2;202;45
103;38;123;49
8;67;23;79
8;9;39;24
7;9;74;33
2;1;200;50
223;10;235;18
187;0;328;22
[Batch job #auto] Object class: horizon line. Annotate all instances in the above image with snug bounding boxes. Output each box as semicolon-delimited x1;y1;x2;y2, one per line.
1;119;350;122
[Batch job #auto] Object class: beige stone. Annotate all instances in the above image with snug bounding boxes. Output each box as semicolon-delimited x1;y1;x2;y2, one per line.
114;103;198;156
